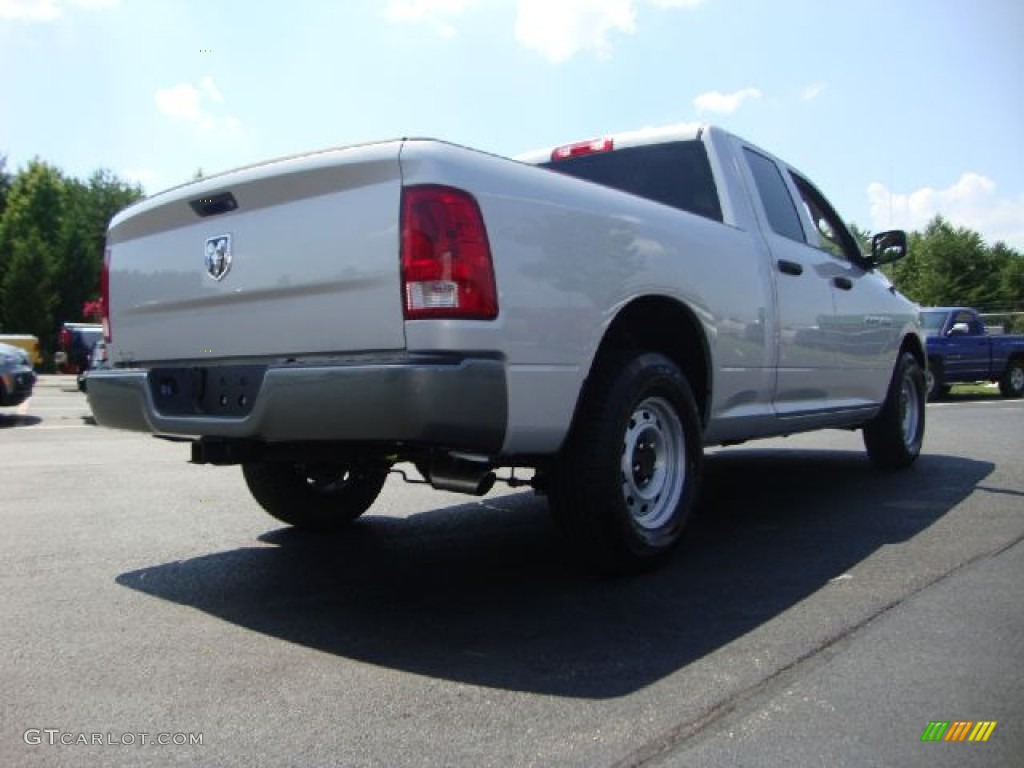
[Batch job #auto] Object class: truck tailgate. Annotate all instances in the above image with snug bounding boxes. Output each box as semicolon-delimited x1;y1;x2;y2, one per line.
107;141;406;363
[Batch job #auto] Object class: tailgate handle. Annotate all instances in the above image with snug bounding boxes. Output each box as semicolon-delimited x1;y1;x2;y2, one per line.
189;192;238;218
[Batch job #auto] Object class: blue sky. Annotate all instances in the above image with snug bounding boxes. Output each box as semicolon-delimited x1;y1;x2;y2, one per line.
2;0;1022;248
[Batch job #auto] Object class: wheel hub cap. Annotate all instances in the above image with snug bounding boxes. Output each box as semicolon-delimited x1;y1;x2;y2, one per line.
620;397;687;531
633;439;658;487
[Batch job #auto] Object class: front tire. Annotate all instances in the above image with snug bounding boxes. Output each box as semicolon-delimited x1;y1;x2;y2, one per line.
863;352;926;470
999;358;1024;398
548;352;703;573
242;460;390;531
925;359;948;401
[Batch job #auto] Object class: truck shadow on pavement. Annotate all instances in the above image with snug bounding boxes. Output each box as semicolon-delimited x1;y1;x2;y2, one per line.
117;449;992;699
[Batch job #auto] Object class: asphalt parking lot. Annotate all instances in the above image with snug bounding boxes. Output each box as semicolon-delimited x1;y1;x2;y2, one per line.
2;377;1022;767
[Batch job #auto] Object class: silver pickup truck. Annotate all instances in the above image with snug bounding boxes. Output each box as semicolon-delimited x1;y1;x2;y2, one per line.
88;124;925;572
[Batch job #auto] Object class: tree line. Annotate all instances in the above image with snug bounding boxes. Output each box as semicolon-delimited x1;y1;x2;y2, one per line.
0;156;143;361
1;155;1022;367
885;217;1024;328
852;218;1024;333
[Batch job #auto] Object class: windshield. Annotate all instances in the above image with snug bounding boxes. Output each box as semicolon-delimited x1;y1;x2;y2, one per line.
920;311;948;336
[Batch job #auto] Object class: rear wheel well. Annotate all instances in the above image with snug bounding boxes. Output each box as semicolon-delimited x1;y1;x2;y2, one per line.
589;297;711;426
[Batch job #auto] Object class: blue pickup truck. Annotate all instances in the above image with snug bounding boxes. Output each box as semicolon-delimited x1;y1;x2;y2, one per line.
921;307;1024;400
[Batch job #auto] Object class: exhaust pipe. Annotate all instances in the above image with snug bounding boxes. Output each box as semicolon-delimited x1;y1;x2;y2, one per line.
424;454;496;496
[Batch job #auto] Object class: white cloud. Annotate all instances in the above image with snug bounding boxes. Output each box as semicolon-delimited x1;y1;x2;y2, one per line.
383;0;474;37
801;82;826;101
0;0;59;20
199;75;223;104
693;87;762;115
515;0;637;63
154;76;241;139
0;0;116;21
155;83;202;122
868;173;1024;249
381;0;703;59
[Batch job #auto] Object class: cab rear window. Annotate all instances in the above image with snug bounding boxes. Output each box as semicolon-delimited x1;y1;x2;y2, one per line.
540;140;723;222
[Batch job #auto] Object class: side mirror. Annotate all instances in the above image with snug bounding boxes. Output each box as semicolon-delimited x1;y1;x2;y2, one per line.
948;322;970;336
870;230;908;266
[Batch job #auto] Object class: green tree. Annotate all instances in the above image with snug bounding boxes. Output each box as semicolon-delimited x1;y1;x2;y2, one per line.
994;242;1024;305
53;170;142;327
848;222;872;255
996;246;1024;331
0;160;66;344
895;216;998;306
1;234;56;344
0;155;11;220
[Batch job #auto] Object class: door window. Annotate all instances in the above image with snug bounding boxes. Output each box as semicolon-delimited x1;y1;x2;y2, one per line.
789;173;861;263
743;148;805;242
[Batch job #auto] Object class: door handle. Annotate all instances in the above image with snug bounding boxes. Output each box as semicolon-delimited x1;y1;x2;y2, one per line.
778;259;803;276
833;276;853;290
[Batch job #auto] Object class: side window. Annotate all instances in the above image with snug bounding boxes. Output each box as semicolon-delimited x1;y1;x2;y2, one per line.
953;311;982;335
790;173;861;263
540;141;723;222
743;148;805;242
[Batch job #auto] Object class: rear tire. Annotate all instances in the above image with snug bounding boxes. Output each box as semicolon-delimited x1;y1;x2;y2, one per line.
548;352;703;574
999;359;1024;398
863;352;926;470
242;460;390;531
925;360;947;401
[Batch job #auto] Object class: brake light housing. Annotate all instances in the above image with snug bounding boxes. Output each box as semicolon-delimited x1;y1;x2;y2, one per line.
400;185;498;320
550;137;613;162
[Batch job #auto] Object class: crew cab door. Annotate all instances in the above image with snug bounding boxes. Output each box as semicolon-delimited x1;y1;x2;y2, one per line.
740;146;839;416
942;309;992;379
786;172;901;406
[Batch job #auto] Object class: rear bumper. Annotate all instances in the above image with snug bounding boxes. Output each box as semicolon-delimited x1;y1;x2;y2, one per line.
1;369;36;406
86;356;507;454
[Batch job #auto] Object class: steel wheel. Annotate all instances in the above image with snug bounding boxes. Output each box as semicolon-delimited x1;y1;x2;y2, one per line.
620;396;686;531
1002;361;1024;398
864;352;925;470
548;351;703;573
899;375;921;451
1012;365;1024;392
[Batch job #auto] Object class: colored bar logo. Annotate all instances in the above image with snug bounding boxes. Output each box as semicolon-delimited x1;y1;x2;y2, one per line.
921;721;997;742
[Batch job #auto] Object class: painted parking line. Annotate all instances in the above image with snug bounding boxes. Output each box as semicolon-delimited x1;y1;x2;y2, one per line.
928;400;1023;409
20;423;95;430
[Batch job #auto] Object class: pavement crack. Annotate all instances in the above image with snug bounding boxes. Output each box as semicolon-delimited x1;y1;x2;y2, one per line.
609;531;1024;768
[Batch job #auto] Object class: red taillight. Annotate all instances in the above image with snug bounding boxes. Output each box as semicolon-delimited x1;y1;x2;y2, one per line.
101;245;111;342
400;185;498;320
550;137;613;162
